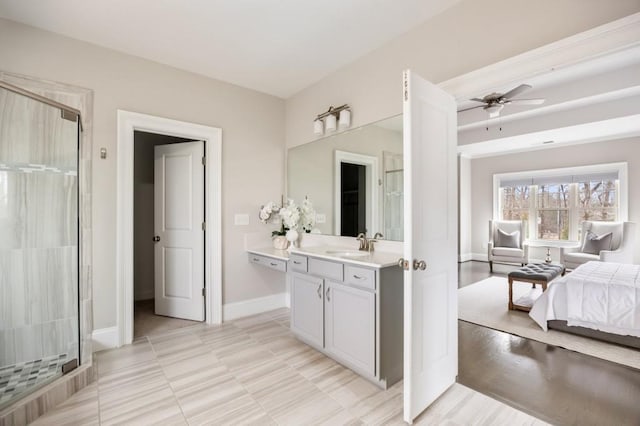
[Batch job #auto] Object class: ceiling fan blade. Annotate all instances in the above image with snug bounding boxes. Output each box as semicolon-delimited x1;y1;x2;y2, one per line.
457;105;485;113
508;98;545;105
502;84;532;100
469;98;486;103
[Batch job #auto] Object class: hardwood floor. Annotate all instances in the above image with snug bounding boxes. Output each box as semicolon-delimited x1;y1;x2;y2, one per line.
458;260;640;425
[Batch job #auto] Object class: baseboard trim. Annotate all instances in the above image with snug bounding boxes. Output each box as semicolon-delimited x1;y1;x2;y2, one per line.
472;253;489;262
223;292;287;321
92;326;119;352
458;253;473;262
134;289;154;302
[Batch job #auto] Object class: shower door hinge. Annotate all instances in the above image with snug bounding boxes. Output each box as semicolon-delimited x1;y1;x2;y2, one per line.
62;359;78;375
202;156;206;166
202;222;206;231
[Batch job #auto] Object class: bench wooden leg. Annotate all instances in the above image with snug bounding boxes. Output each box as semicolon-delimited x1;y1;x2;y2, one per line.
489;261;493;273
508;277;514;310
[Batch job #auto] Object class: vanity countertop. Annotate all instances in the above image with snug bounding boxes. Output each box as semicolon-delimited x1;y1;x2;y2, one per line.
247;245;402;268
291;246;401;269
247;247;290;261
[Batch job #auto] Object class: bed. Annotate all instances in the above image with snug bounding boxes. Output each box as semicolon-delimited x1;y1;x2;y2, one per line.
529;261;640;349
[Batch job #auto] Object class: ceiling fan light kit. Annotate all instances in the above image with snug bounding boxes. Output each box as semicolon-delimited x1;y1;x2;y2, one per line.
458;84;545;117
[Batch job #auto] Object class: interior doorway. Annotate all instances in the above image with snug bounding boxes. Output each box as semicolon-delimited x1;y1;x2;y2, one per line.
133;131;204;338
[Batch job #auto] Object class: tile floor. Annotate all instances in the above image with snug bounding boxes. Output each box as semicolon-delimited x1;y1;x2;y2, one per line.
134;299;201;338
33;308;545;425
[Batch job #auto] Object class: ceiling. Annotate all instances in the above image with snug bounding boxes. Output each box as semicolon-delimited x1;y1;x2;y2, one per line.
456;46;640;158
0;0;461;98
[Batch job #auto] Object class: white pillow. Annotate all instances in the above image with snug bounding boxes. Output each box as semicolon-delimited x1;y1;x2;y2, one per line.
496;228;520;248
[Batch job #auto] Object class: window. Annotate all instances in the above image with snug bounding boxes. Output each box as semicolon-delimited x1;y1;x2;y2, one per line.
494;163;626;244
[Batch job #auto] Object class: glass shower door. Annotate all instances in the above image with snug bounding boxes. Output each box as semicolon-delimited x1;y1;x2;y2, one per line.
0;85;80;408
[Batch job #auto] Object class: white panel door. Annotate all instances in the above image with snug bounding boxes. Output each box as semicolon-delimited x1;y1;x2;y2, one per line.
402;70;458;423
154;141;205;321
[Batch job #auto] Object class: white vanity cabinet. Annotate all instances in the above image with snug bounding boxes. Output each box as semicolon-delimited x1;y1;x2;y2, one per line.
288;253;403;389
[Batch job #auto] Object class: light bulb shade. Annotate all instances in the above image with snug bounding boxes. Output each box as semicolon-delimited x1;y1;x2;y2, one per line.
338;109;351;128
313;118;324;135
325;114;337;132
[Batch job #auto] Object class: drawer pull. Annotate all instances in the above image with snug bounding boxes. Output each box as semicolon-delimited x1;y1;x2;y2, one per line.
353;275;365;280
270;262;278;266
317;284;322;299
293;261;301;264
253;257;260;262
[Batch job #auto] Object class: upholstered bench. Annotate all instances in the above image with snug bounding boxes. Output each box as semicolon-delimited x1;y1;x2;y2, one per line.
507;263;566;312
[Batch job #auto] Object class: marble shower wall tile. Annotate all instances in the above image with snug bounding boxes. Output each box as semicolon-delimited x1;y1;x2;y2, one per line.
0;89;78;170
0;172;77;250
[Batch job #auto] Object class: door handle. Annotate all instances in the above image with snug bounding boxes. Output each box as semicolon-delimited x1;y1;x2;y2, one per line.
153;236;161;242
317;284;322;299
398;258;409;270
326;287;331;302
413;259;427;271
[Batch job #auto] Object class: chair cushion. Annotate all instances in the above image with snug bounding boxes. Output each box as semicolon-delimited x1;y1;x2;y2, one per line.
496;228;520;249
582;230;612;255
492;247;524;257
563;252;599;263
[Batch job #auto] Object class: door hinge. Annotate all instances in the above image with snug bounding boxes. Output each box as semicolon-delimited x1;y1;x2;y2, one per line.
202;156;206;166
202;222;206;231
202;288;205;297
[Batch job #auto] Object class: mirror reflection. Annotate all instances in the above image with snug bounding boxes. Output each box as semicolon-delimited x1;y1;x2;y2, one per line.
287;115;403;241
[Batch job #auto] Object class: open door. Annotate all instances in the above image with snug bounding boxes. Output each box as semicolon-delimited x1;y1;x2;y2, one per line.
154;141;205;321
402;70;458;423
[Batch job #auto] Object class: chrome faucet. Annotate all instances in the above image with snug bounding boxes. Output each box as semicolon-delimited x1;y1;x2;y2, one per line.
357;232;384;252
356;233;368;251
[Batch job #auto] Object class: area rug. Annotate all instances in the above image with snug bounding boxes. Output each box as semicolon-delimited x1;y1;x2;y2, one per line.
458;277;640;370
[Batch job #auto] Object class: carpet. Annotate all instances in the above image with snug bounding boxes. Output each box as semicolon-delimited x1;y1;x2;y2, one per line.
458;277;640;370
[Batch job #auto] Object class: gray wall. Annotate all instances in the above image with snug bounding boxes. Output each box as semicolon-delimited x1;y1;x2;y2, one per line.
468;137;640;264
0;18;286;330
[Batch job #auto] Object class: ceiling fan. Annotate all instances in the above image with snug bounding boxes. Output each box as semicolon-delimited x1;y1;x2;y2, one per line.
458;84;545;118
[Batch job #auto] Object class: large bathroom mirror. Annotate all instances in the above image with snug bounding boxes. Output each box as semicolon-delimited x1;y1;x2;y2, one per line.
288;115;403;241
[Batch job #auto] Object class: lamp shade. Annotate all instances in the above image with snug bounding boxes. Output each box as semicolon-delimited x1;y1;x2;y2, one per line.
313;118;324;136
339;109;351;128
325;114;337;132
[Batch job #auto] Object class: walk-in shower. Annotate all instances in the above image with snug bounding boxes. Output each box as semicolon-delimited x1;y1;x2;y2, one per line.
0;81;81;409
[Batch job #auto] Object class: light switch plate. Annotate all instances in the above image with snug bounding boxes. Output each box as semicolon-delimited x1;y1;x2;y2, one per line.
234;214;250;226
316;213;326;224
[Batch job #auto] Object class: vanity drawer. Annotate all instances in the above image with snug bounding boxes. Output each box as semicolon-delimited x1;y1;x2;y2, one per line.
345;265;376;290
289;254;308;272
249;254;287;272
308;258;344;281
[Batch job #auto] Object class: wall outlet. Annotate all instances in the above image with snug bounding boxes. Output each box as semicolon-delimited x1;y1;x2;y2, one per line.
234;214;250;226
316;213;326;224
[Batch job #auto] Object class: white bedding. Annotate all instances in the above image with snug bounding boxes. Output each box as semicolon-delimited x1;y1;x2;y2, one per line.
529;261;640;338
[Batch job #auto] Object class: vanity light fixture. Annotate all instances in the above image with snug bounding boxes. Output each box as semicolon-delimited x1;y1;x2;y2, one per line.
313;104;351;136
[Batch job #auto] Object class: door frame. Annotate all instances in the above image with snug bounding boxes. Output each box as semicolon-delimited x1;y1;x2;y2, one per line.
333;150;379;236
116;110;222;347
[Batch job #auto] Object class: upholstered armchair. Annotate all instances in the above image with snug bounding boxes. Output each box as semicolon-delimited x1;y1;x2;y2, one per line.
488;220;529;272
560;221;636;270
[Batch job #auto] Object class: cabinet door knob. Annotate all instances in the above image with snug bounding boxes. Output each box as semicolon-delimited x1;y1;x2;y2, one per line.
413;259;427;271
397;258;409;270
317;284;322;299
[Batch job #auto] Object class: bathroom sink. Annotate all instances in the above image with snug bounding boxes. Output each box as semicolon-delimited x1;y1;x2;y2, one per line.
324;250;369;258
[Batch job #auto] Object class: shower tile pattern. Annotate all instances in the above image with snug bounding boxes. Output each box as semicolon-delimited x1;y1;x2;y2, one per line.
0;354;68;406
